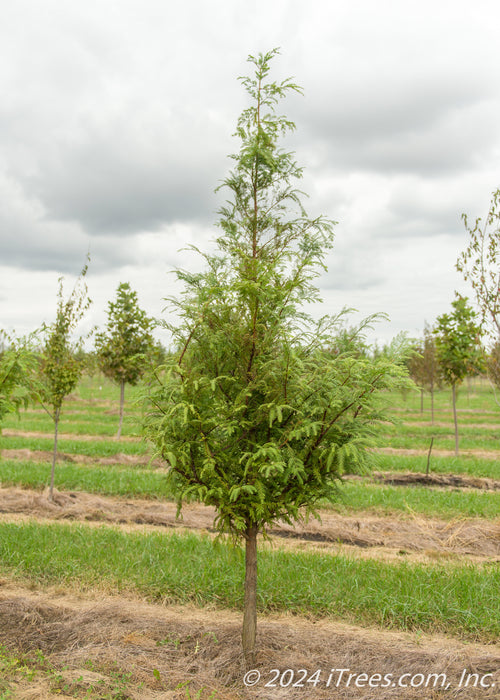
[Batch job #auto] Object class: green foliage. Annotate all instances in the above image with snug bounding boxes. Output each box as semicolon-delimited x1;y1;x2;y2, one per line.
95;282;154;387
407;324;439;392
0;333;38;425
39;265;91;417
458;187;500;338
144;49;410;539
37;263;91;499
485;339;500;396
433;295;483;387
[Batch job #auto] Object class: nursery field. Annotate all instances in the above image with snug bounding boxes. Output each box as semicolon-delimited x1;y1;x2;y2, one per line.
0;375;498;699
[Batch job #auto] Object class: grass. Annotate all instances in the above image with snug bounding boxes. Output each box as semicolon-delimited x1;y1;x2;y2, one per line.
371;453;500;479
1;411;143;437
375;431;499;452
0;520;497;642
0;459;172;498
0;434;150;458
328;481;500;519
0;644;138;700
1;459;498;519
391;377;500;414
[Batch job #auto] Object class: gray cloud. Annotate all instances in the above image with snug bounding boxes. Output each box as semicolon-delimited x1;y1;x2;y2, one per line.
1;0;500;346
12;107;230;236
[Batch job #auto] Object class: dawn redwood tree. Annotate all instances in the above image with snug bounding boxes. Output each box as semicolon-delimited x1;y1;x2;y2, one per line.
0;332;38;429
434;295;483;455
39;264;91;501
144;50;409;666
95;282;154;438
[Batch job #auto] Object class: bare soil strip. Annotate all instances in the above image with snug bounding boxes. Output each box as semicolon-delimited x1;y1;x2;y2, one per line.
404;421;500;430
0;487;498;563
372;471;500;491
1;428;141;443
1;447;164;468
0;584;498;699
375;446;500;460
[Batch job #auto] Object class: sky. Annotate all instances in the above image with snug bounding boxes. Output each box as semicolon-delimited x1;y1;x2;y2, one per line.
1;0;499;349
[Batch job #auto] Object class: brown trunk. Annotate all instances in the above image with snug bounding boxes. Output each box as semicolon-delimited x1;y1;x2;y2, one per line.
426;436;434;477
116;380;125;439
452;383;459;456
242;522;258;668
49;407;60;502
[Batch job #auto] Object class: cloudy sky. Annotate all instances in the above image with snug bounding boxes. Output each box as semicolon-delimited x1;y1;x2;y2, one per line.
1;0;499;348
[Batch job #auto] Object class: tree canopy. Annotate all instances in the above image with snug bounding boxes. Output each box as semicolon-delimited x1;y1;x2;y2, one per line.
457;188;500;338
434;294;483;454
96;282;154;438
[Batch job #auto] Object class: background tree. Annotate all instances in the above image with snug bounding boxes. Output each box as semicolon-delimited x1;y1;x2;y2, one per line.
407;324;439;421
486;340;500;406
144;50;410;666
39;264;91;501
458;189;500;403
457;188;500;337
434;295;483;455
95;282;154;438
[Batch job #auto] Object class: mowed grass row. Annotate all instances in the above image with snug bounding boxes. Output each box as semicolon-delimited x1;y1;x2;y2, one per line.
0;434;149;458
374;428;500;452
0;520;497;642
390;378;499;415
373;453;500;480
1;411;143;437
1;459;499;519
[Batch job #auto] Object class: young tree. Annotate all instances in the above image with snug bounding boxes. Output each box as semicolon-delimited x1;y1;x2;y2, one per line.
434;295;483;455
486;340;500;406
407;325;439;421
457;188;500;338
143;50;409;665
95;282;154;438
39;265;91;501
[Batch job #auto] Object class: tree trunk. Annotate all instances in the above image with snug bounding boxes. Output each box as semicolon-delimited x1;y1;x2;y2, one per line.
116;380;125;439
420;387;424;414
430;382;434;424
242;522;258;668
49;407;60;502
426;436;434;476
452;383;459;456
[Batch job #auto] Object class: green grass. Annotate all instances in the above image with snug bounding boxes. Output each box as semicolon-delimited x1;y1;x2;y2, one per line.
328;481;500;519
0;643;138;700
375;422;500;451
371;453;500;479
0;460;172;498
0;434;150;458
0;521;497;642
1;411;143;437
390;377;500;414
1;459;498;519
